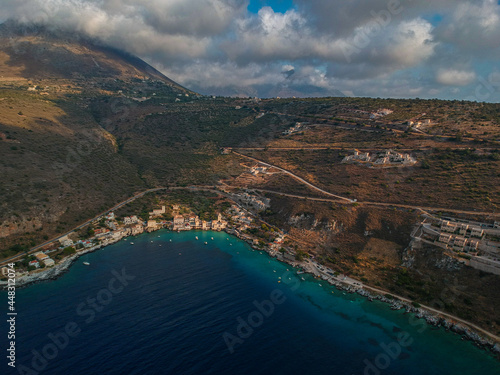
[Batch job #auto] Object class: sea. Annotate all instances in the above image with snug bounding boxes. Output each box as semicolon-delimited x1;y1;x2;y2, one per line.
2;230;500;375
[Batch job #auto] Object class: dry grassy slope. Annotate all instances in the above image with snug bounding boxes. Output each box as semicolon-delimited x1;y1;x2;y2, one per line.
0;23;196;257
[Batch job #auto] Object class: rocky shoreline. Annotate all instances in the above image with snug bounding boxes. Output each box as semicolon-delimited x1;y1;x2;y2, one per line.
226;228;500;357
0;242;110;289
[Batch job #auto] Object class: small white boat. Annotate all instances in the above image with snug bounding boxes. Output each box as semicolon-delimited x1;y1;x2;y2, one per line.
204;242;208;245
226;238;229;240
169;239;172;242
130;242;134;245
229;244;232;246
301;277;305;281
195;236;199;240
83;262;90;266
211;237;214;240
319;284;322;286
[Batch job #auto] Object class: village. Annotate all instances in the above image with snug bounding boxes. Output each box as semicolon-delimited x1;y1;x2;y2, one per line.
3;193;303;278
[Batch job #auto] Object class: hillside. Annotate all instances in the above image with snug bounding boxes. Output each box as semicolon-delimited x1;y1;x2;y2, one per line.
0;23;187;254
0;23;281;256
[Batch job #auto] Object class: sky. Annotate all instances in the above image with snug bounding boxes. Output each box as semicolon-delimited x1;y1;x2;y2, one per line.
2;0;500;100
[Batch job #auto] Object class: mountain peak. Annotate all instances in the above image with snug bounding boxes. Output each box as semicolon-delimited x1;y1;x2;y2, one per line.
0;21;189;91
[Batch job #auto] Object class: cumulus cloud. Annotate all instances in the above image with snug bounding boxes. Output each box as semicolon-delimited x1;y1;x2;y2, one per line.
436;69;477;86
1;0;500;100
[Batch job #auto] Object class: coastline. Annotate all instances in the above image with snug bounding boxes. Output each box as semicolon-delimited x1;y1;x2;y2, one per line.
226;227;500;356
0;241;112;289
2;227;499;356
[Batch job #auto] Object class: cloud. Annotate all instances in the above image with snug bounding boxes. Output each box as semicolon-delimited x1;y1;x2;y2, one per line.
1;0;500;100
436;69;477;86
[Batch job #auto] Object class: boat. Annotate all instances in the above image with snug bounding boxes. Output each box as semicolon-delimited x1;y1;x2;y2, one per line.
297;270;305;275
195;236;199;240
83;262;90;266
229;244;232;246
211;237;214;240
130;242;134;245
204;242;208;245
169;239;172;242
301;277;305;281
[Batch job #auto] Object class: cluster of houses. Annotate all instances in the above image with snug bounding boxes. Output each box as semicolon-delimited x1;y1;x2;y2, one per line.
407;119;432;128
233;192;271;211
438;233;480;252
282;122;305;135
228;205;254;231
437;220;484;253
342;149;416;166
249;166;269;176
369;108;393;119
29;252;55;268
374;150;416;166
171;213;228;232
342;150;371;163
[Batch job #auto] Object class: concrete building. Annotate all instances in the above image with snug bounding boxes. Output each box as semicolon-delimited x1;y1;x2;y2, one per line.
453;236;467;250
150;206;166;217
173;215;184;227
43;258;55;267
470;226;484;238
58;236;74;247
441;221;457;233
34;252;49;261
131;224;144;236
147;220;158;229
342;149;371;163
439;233;452;243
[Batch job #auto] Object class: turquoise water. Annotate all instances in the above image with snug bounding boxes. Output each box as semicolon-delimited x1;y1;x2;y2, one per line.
2;230;499;375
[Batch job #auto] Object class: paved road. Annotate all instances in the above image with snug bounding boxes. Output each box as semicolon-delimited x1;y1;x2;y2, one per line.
233;152;499;217
232;151;355;203
251;188;499;217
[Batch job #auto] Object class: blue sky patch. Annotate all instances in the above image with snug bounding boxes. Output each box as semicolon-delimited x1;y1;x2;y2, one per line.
248;0;295;14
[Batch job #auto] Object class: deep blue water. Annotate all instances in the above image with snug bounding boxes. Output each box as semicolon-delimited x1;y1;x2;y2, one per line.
2;230;500;375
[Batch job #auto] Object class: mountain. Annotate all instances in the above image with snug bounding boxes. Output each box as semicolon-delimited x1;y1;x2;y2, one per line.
0;22;278;256
0;21;187;89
